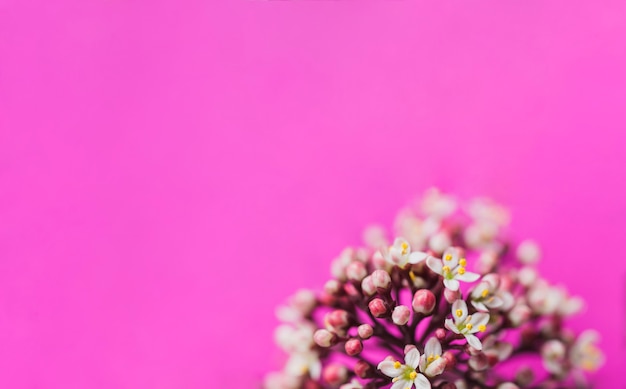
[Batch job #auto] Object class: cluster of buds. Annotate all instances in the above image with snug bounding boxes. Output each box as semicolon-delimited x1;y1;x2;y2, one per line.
264;189;604;389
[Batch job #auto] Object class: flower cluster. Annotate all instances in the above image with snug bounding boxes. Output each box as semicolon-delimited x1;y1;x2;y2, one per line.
264;189;603;389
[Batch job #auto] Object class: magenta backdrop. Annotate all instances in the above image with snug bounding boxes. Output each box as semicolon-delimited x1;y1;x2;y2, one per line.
1;1;625;388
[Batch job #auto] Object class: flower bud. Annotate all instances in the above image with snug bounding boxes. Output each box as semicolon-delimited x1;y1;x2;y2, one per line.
346;261;367;282
517;267;537;287
357;324;373;339
314;329;336;347
516;240;540;265
412;289;436;314
324;280;341;295
292;289;317;315
435;328;446;340
429;232;451;254
444;288;460;304
368;298;387;317
322;363;348;387
345;338;363;356
325;310;350;332
443;351;456;370
361;276;376;296
372;269;391;290
354;360;373;378
392;305;411;325
343;282;359;297
508;304;531;327
497;384;519;389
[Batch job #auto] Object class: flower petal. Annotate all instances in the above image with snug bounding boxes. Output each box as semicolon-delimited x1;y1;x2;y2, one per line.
377;361;403;378
391;379;412;389
424;358;446;377
426;256;443;274
444;319;460;334
424;337;442;357
408;251;429;264
451;300;468;323
471;300;489;312
414;373;432;389
443;278;460;291
405;348;421;369
456;271;480;283
469;312;490;328
465;334;483;350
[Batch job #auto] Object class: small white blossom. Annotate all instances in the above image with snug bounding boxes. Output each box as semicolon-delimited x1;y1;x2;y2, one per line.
445;300;489;350
285;350;322;380
378;348;431;389
570;330;604;372
541;339;566;375
421;188;457;219
426;247;480;291
419;338;446;377
380;237;430;268
470;274;514;312
516;240;541;264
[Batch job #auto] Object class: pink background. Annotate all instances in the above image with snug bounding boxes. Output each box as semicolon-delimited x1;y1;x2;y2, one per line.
1;1;625;388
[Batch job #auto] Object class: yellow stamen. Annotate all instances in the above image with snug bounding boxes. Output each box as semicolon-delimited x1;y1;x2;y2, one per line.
455;309;463;317
481;289;489;298
401;242;409;255
427;355;435;363
459;258;467;267
444;254;452;261
409;372;417;380
435;355;440;359
478;324;487;332
442;266;451;274
409;271;417;282
300;365;308;374
458;268;466;275
394;361;401;369
466;323;473;330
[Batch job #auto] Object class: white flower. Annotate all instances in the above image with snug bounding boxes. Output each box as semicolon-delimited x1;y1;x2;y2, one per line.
426;247;480;291
516;240;541;264
421;188;457;219
570;330;604;372
380;237;430;268
528;281;584;317
340;378;364;389
470;274;514;312
445;300;489;350
285;350;322;380
274;323;315;353
377;348;431;389
541;339;566;375
419;338;446;377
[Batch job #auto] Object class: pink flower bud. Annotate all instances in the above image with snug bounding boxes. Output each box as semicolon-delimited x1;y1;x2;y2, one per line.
345;338;363;356
346;261;367;282
392;305;411;325
372;269;391;290
322;364;348;386
435;328;446;340
412;289;436;314
314;329;336;347
444;288;460;303
324;280;341;295
318;291;336;306
361;276;376;296
404;344;417;354
443;351;456;370
343;282;359;297
325;310;350;331
354;360;372;378
357;324;373;339
515;367;534;387
292;289;317;315
368;298;387;317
